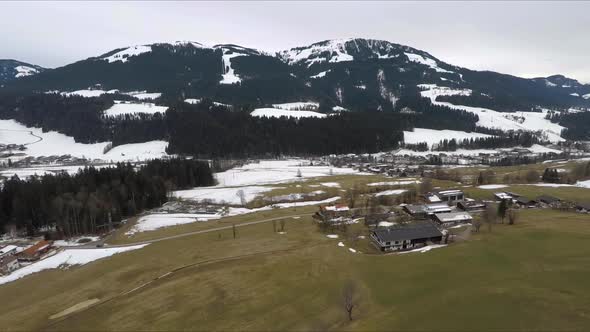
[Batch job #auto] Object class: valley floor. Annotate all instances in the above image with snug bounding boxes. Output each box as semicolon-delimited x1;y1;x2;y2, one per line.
1;161;590;331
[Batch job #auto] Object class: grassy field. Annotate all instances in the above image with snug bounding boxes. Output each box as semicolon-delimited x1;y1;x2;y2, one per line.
2;206;590;330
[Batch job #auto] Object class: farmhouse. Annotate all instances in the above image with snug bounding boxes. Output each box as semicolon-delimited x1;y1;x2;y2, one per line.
18;240;53;262
0;256;19;275
403;203;451;219
370;222;443;252
436;189;465;204
515;197;537;208
432;211;473;227
0;245;18;259
576;202;590;213
457;200;486;212
536;195;561;206
494;192;513;201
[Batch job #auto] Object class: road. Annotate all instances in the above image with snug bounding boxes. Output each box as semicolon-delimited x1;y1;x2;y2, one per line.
66;212;315;249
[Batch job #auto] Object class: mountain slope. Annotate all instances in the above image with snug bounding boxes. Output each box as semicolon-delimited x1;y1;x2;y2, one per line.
0;59;44;85
2;38;589;111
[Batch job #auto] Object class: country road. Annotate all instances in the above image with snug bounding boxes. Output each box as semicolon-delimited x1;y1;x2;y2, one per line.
65;212;315;249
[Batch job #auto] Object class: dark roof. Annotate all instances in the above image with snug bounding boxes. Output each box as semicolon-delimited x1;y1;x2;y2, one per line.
458;200;486;208
372;223;442;242
536;195;560;204
515;197;536;205
576;202;590;210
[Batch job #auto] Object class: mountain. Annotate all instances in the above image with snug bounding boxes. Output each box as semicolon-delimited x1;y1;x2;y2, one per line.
2;38;589;110
0;59;44;85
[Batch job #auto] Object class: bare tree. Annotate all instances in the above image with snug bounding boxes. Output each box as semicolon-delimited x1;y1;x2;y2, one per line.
346;184;360;208
508;209;518;225
342;280;358;321
483;204;497;232
472;219;482;233
419;178;433;194
236;189;247;207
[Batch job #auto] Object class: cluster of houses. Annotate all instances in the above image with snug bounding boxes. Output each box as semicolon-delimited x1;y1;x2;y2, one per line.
0;240;53;276
316;189;483;253
314;183;590;253
493;191;589;213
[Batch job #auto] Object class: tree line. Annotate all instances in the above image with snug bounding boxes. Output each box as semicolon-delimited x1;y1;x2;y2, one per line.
0;158;214;238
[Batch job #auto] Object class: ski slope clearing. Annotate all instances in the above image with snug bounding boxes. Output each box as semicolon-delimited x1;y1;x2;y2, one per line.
405;53;452;73
271;102;319;110
403;128;493;147
103;101;168;117
102;45;152;63
280;39;354;66
0;119;168;162
251;108;326;119
219;52;245;84
419;85;565;142
0;244;147;286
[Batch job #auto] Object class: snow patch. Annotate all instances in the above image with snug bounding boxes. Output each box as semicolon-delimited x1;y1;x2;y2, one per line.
14;65;39;78
103;102;168;117
478;184;508;189
250;108;326;119
0;245;147;286
404;128;492;148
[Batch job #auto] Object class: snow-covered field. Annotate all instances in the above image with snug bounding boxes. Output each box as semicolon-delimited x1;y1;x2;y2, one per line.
419;84;565;142
0;119;168;162
126;214;222;235
103;101;168;117
478;184;509;189
60;89;161;100
173;186;274;205
250;108;326;119
170;160;360;206
577;180;590;189
271;102;319;110
184;99;231;107
375;189;407;196
215;160;360;187
368;179;420;187
0;244;147;286
404;128;493;147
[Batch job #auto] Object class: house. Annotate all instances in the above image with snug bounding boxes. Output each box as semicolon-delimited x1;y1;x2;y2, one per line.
436;189;465;204
514;197;536;208
576;202;590;213
457;200;486;212
425;193;442;203
432;212;473;227
494;192;513;201
0;256;19;275
371;222;443;252
536;195;561;206
18;240;53;262
0;245;18;259
315;204;351;223
403;203;451;219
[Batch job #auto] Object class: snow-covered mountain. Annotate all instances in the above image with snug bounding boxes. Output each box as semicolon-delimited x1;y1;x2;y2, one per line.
2;38;589;111
0;59;44;84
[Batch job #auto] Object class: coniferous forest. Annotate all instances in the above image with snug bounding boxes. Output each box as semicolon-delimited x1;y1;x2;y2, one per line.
0;158;214;237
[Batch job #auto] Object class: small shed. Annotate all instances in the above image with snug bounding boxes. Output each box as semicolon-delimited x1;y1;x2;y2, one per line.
433;211;473;227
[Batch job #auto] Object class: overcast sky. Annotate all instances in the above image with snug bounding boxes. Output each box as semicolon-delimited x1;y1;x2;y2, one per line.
2;1;589;82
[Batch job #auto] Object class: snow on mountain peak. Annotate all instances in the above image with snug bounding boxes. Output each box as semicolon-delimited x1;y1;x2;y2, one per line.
14;65;40;78
102;45;152;63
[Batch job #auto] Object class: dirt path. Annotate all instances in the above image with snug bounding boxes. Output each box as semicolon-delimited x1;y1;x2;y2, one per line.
44;242;326;328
